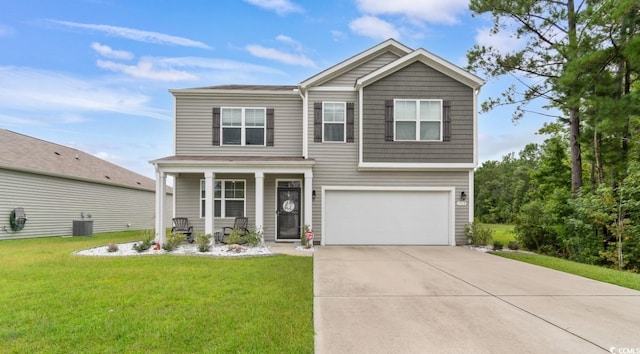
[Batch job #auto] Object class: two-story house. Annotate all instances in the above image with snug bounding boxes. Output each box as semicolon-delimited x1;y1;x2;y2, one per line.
151;39;484;246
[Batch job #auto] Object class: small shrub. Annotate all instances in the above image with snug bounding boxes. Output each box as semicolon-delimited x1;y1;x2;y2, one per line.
225;229;243;245
464;221;494;246
107;242;118;253
163;232;185;252
493;240;504;251
246;229;264;247
538;244;557;256
133;229;155;252
508;241;520;251
194;232;212;252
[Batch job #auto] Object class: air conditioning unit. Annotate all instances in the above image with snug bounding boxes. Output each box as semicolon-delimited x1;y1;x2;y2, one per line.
72;220;93;236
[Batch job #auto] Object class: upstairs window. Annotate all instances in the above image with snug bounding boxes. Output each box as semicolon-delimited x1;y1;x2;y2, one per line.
314;102;354;143
394;99;442;141
322;102;346;142
220;107;266;146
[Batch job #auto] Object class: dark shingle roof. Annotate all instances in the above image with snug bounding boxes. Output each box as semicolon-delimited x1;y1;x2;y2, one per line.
0;129;156;191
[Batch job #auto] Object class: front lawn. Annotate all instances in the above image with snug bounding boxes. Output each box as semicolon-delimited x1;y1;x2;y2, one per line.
493;252;640;291
0;231;314;353
482;223;516;245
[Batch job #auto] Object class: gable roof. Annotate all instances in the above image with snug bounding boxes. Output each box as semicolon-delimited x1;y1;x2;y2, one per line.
356;48;485;90
298;38;412;90
0;129;157;191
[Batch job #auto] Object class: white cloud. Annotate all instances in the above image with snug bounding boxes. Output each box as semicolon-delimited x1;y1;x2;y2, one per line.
0;66;170;121
475;27;525;53
91;42;134;60
0;24;14;36
276;34;303;51
355;0;468;25
246;44;316;67
349;16;400;41
244;0;303;15
96;58;198;81
157;57;283;75
331;30;347;42
50;20;211;49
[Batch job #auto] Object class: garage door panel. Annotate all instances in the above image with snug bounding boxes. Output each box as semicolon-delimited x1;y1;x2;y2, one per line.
324;190;450;245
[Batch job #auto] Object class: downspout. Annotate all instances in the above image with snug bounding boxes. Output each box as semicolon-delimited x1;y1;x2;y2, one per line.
298;87;308;159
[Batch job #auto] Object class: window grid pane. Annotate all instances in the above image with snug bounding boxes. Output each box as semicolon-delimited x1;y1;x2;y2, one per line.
221;108;242;126
203;180;245;218
246;127;265;145
396;121;416;140
420;121;441;140
324;123;344;142
395;100;416;121
245;108;265;127
222;128;241;145
420;101;441;121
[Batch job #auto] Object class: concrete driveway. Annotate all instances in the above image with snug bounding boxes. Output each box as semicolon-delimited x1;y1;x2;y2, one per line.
314;246;640;354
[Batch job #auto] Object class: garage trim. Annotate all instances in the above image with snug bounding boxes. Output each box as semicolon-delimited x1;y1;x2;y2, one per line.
321;186;456;246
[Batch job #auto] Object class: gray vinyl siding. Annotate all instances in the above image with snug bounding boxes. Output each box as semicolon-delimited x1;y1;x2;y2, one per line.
0;169;172;239
362;61;474;163
308;91;470;245
323;52;402;87
175;173;256;237
175;94;302;156
174;172;305;242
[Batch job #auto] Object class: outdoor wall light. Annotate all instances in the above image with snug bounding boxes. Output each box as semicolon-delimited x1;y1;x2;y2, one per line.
312;190;316;200
460;191;467;201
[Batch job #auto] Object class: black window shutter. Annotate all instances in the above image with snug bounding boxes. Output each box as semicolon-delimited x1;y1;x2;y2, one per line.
212;107;221;146
384;100;394;141
346;102;355;143
314;102;322;142
443;100;451;142
266;108;274;146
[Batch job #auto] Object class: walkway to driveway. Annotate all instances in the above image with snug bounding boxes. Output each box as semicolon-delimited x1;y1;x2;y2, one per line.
314;246;640;354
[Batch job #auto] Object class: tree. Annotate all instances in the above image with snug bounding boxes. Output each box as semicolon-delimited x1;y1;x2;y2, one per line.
467;0;587;193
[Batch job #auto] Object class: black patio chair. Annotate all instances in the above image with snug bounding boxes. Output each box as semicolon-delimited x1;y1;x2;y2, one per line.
220;217;249;244
171;217;194;243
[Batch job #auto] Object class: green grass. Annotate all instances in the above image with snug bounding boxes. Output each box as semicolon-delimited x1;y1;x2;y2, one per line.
482;223;517;244
493;252;640;291
0;231;314;353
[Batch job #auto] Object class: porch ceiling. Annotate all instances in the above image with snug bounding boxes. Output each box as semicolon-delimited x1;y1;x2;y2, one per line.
150;155;315;174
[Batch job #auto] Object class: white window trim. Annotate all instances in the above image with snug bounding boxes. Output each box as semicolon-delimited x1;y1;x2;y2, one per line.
200;179;247;218
394;99;443;142
221;107;266;146
322;101;346;143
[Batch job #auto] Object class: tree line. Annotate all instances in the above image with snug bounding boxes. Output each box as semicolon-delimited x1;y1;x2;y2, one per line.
468;0;640;271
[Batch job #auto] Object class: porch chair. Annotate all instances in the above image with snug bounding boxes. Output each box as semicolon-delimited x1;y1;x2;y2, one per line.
220;217;249;244
171;217;194;243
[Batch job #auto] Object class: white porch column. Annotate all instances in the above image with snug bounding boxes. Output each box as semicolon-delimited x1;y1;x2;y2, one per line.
204;171;215;235
155;168;166;244
304;170;313;229
254;172;264;232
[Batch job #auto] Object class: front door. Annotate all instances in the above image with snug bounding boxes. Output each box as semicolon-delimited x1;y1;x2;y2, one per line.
277;182;301;240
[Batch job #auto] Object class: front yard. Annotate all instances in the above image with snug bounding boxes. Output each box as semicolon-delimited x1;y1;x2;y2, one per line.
0;231;314;353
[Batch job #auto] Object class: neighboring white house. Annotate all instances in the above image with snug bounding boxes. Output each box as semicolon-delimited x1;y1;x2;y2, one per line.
0;129;172;239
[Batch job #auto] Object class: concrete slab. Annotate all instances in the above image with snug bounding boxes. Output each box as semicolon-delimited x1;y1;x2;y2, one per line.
504;295;640;350
314;246;640;353
315;259;486;296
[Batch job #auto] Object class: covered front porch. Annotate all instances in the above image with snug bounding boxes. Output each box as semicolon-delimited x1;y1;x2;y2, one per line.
150;156;315;244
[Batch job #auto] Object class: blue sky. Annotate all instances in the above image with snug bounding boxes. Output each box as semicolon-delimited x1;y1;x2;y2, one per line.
0;0;553;180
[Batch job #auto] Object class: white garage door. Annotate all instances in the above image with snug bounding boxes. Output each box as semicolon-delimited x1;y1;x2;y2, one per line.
324;189;452;245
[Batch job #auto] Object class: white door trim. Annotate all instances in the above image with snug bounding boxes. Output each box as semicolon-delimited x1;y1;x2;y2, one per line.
275;178;303;242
